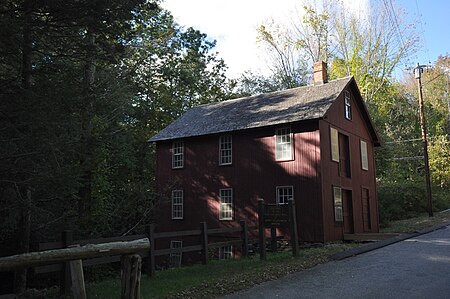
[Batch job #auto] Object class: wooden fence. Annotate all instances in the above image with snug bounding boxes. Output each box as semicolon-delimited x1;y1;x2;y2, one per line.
31;221;250;293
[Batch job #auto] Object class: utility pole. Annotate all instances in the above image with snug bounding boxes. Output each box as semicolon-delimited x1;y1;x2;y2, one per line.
414;63;433;217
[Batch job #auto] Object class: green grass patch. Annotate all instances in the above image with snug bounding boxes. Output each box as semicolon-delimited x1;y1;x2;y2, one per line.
381;209;450;233
86;243;358;299
81;212;450;298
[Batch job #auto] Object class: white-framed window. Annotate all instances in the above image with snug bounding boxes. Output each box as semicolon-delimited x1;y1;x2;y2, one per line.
275;127;293;161
172;141;184;169
219;135;232;165
345;91;352;120
219;245;233;260
219;188;233;220
276;186;294;204
333;186;343;222
171;190;183;219
360;140;368;170
330;127;339;162
169;240;183;267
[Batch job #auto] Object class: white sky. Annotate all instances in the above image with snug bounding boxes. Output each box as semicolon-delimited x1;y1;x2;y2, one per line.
161;0;370;79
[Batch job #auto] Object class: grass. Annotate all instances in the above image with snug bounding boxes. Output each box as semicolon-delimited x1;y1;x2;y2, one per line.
82;211;450;298
381;209;450;233
86;243;358;299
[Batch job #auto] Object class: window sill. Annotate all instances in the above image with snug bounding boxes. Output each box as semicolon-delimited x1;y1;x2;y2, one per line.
275;158;294;162
219;163;233;166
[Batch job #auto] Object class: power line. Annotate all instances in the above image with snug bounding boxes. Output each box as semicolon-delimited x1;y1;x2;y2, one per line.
387;0;406;48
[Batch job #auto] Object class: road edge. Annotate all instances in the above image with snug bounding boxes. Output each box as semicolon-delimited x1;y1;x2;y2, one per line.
331;221;450;261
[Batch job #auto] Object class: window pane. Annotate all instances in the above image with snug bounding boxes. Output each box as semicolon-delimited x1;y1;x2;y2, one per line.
172;190;183;219
219;188;233;220
276;128;292;161
277;186;293;204
219;135;232;165
333;187;343;222
345;91;352;120
170;241;183;268
330;127;339;162
172;141;184;168
219;245;233;260
361;140;368;170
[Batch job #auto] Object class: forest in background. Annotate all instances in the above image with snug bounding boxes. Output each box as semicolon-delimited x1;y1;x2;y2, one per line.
0;0;449;289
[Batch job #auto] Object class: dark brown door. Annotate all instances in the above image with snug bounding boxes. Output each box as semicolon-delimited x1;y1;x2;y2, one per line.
362;188;371;232
339;133;351;178
343;190;354;234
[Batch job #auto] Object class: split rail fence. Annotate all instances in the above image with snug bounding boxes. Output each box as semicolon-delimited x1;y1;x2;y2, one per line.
0;221;250;298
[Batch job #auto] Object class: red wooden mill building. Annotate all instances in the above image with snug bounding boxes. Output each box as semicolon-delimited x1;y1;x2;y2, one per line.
149;62;381;255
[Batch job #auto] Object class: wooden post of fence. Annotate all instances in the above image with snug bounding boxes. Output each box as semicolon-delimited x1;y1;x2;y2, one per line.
200;222;208;264
121;254;142;299
69;255;86;299
270;228;277;252
240;220;248;258
61;230;73;296
145;224;156;277
258;199;266;260
288;199;299;257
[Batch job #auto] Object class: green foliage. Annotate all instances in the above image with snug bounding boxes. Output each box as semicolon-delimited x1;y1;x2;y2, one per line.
0;0;231;255
373;56;450;224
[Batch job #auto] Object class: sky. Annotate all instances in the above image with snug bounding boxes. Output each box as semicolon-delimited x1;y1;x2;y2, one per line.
161;0;450;79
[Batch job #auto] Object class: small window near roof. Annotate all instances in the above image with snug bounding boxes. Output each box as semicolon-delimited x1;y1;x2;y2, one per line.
345;91;352;120
219;135;232;165
275;127;293;161
172;141;184;169
360;140;368;170
276;186;294;204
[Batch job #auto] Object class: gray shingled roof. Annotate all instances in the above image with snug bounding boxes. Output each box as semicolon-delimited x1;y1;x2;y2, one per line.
149;76;353;142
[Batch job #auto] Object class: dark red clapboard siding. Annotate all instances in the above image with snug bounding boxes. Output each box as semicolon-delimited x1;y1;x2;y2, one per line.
154;83;379;244
154;121;323;243
319;85;379;241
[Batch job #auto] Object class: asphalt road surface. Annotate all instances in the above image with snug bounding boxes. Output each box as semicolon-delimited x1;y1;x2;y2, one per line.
223;225;450;299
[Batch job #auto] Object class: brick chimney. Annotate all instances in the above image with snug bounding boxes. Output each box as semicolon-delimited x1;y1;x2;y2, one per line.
313;61;328;85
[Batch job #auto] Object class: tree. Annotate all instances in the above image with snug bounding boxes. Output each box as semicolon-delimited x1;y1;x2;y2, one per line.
1;2;232;293
257;21;309;89
257;1;419;103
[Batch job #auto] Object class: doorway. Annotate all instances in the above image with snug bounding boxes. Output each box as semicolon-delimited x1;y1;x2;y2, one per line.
342;190;354;234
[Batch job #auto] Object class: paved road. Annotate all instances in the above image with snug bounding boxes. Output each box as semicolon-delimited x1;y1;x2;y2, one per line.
223;226;450;299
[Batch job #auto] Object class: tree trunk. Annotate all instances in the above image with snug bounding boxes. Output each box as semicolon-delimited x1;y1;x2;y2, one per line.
14;0;34;293
78;29;96;220
14;189;31;294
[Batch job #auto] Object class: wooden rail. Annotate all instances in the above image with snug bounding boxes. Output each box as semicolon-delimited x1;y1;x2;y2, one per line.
0;239;150;272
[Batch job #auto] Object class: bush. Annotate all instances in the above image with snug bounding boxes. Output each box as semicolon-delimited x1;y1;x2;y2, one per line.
378;181;450;226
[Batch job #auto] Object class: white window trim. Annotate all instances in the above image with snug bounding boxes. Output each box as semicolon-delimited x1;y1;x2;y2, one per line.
333;186;343;222
330;127;339;162
345;91;352;120
275;127;293;161
171;190;183;220
219;188;233;220
219;245;233;260
276;186;294;205
172;141;184;169
360;140;368;170
219;135;233;165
